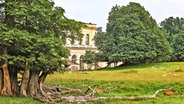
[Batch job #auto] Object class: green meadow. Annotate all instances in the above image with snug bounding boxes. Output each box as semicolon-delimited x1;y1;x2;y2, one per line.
1;62;184;104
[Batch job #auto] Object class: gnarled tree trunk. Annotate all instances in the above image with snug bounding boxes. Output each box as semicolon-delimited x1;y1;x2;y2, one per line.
38;71;48;87
9;66;17;96
38;71;48;93
1;63;13;96
20;61;30;96
27;70;39;96
0;68;3;92
38;71;53;101
20;69;30;96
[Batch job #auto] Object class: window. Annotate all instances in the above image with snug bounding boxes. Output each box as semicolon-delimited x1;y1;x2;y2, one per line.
85;34;89;45
71;55;77;63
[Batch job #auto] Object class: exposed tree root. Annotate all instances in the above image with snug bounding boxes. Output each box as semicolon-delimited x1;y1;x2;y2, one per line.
34;86;175;103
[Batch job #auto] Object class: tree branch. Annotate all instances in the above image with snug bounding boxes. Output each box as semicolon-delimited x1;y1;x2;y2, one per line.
35;86;175;103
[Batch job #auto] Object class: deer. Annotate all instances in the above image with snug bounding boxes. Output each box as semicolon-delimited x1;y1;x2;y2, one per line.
164;91;174;96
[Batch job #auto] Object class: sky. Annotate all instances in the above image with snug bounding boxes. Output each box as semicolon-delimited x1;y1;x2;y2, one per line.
53;0;184;31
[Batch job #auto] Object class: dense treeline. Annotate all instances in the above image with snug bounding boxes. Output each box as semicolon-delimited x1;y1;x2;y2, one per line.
0;0;83;97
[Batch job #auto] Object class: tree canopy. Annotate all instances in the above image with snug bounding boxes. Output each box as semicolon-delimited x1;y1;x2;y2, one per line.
160;17;184;62
0;0;84;97
160;17;184;36
171;31;184;61
95;2;172;65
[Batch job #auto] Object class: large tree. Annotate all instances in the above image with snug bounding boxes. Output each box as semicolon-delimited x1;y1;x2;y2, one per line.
160;17;184;62
171;31;184;61
95;2;172;65
0;0;83;97
160;17;184;36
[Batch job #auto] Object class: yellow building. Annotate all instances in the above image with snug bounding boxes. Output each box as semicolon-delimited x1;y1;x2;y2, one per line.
65;23;105;70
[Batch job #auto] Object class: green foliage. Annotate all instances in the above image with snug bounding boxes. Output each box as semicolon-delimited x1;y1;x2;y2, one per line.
82;51;96;64
94;32;114;63
0;0;83;73
82;50;101;64
171;31;184;61
160;17;184;62
95;2;171;65
160;17;184;36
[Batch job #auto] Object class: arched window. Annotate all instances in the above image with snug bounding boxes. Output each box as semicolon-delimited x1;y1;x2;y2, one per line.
71;55;77;63
85;34;89;45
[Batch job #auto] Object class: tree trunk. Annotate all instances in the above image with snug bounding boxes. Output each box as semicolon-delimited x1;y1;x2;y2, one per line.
20;69;30;96
9;66;17;96
0;68;3;92
38;71;48;86
105;62;111;68
27;70;39;96
38;72;53;101
38;72;48;93
1;63;13;96
20;61;30;96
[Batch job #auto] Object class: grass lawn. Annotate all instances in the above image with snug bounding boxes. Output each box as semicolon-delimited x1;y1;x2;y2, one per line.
45;62;184;104
0;62;184;104
0;96;40;104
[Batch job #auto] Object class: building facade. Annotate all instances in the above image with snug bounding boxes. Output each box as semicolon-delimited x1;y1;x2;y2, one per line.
65;23;105;70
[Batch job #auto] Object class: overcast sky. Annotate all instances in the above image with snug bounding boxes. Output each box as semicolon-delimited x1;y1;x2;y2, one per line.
53;0;184;31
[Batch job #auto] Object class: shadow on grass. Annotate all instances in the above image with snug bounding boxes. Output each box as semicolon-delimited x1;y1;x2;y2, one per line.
98;63;159;71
